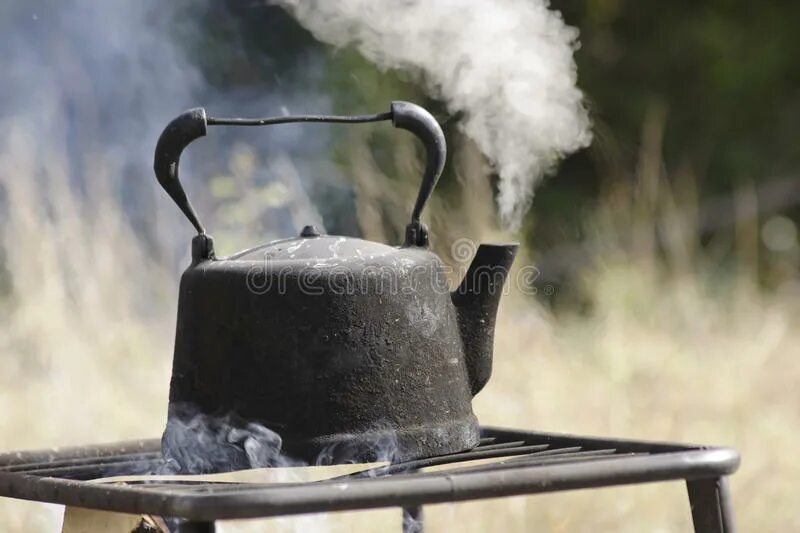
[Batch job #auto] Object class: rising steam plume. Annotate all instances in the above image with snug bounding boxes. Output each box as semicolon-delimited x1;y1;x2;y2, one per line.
276;0;593;229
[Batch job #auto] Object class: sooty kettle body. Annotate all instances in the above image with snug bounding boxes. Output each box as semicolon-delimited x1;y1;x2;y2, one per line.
154;101;517;465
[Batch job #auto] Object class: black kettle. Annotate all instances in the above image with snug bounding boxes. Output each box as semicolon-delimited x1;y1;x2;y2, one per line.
154;101;517;464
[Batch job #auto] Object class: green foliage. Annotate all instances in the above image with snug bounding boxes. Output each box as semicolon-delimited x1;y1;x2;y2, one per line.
193;1;800;271
548;0;799;183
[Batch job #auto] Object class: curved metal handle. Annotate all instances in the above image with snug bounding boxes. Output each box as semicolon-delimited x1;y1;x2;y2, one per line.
391;101;447;247
153;101;446;252
153;108;209;235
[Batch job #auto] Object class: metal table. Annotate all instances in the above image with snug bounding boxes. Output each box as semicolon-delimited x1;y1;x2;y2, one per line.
0;427;739;532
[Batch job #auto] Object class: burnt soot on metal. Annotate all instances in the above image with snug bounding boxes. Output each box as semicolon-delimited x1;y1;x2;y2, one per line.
153;101;518;465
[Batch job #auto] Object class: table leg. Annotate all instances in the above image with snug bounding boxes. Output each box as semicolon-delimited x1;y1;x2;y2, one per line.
686;477;736;533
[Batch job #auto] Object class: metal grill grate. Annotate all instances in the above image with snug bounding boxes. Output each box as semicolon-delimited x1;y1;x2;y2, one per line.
0;427;739;532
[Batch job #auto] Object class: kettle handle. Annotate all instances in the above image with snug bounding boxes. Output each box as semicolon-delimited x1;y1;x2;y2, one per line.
153;101;446;248
390;102;447;247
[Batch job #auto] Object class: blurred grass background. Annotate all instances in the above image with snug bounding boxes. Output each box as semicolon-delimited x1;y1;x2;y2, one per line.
1;1;799;531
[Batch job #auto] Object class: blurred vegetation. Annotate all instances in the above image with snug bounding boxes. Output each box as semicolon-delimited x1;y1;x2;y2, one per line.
546;0;800;283
177;0;800;305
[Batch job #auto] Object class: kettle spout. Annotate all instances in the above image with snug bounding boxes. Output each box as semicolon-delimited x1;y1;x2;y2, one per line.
452;243;518;395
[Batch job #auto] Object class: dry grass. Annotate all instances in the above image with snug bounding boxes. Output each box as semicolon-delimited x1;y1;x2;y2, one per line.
0;119;799;532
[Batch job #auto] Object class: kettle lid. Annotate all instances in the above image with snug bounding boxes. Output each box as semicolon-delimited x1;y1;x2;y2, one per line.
226;226;395;263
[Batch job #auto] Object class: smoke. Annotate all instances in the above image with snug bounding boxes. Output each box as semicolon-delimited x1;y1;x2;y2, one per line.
160;403;303;474
0;0;201;454
161;403;402;474
0;0;353;497
275;0;593;229
314;427;401;467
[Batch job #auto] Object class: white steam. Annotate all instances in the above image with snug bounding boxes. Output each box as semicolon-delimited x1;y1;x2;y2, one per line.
276;0;593;229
